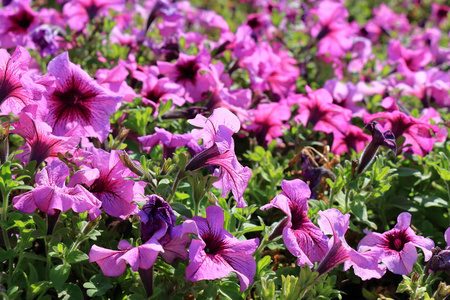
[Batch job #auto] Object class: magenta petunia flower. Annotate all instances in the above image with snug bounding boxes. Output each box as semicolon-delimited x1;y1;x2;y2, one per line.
363;3;410;42
68;148;143;219
186;108;252;208
387;40;432;80
11;112;79;167
364;110;440;156
140;71;186;107
246;102;290;145
0;46;35;116
186;205;259;292
12;159;101;220
42;52;123;142
358;212;435;275
316;208;384;280
95;65;137;103
331;124;371;156
0;1;38;48
261;179;329;267
324;79;367;118
63;0;125;31
89;239;164;277
291;86;352;136
309;0;355;60
157;49;213;103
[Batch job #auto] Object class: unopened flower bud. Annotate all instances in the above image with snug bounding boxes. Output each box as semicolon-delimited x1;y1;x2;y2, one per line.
138;195;176;243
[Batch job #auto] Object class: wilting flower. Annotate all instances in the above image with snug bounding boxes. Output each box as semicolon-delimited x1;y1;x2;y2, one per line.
357;121;396;174
364;110;440;156
299;154;336;199
427;228;450;273
186;108;252;208
89;239;164;277
316;208;383;280
68;148;143;219
30;24;62;57
261;179;329;267
12;159;101;220
11;112;79;167
358;212;435;275
186;205;259;292
138;195;193;263
0;46;34;116
42;52;123;142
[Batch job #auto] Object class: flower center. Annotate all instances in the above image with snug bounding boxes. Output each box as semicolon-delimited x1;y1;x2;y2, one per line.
387;230;410;251
9;10;35;32
176;60;200;83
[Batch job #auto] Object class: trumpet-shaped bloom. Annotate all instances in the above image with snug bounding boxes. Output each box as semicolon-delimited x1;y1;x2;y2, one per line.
89;239;164;277
246;102;291;145
157;49;213;103
0;1;38;48
12;160;101;220
43;52;123;142
261;179;329;267
11;112;79;167
138;127;198;158
0;46;34;116
292;86;352;136
331;125;371;156
316;209;384;280
358;212;435;275
68;148;143;219
186;206;259;292
186;108;252;208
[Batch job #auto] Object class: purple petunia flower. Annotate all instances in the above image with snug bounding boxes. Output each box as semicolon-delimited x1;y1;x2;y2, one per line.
331;125;371;156
185;205;259;292
186;108;252;208
42;52;123;142
316;208;384;280
358;212;435;275
12;159;101;220
261;179;329;267
0;0;38;48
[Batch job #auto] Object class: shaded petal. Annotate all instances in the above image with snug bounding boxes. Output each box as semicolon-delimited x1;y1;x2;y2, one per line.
89;245;127;277
383;242;417;275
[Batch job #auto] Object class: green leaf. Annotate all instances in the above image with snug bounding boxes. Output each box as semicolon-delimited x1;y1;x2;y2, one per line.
171;202;192;219
0;248;17;262
66;250;89;264
204;282;219;299
218;282;244;299
50;264;71;291
257;256;272;277
83;274;113;297
30;281;52;298
59;283;84;300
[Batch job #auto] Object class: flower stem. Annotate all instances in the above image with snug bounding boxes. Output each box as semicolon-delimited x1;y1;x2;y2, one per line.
139;267;154;297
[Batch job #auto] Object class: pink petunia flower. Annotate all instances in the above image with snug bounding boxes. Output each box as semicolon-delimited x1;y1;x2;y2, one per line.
245;102;290;145
0;0;39;48
358;212;435;275
63;0;125;32
42;52;123;142
157;49;213;103
186;205;259;292
387;40;432;80
89;239;164;277
261;179;329;267
12;159;101;220
331;124;371;156
316;208;384;280
291;86;352;136
323;79;367;118
11;112;79;167
0;46;35;116
186;108;252;208
68;148;143;219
